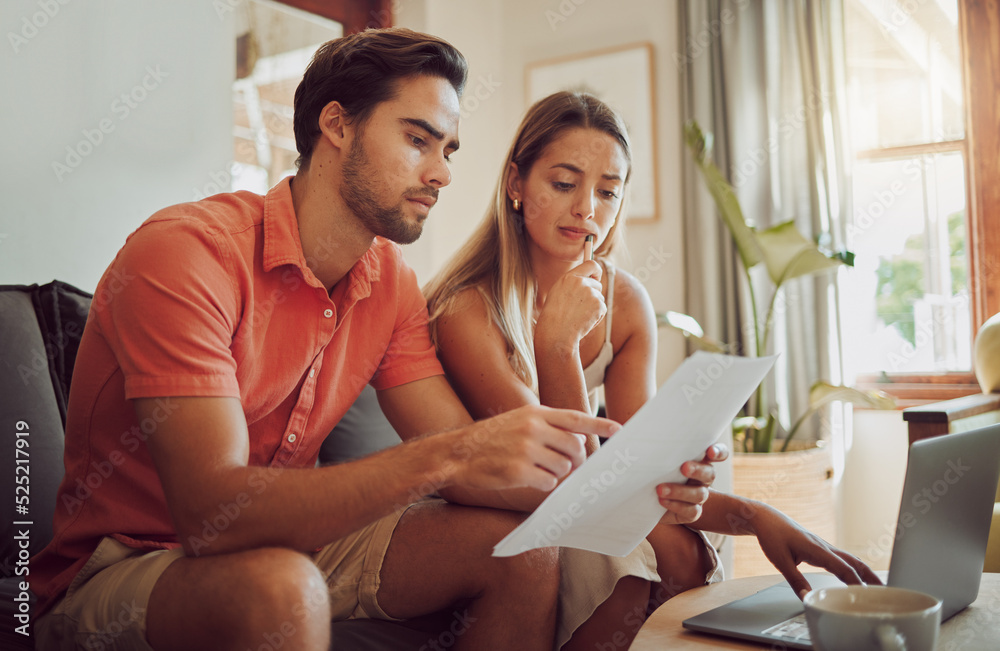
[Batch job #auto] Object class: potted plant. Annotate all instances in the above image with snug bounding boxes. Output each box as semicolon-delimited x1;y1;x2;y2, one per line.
665;121;895;575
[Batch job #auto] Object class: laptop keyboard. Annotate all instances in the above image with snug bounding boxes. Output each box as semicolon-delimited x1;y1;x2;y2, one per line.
762;613;812;642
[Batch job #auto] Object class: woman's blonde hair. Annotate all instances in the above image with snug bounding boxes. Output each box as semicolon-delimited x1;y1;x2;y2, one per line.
424;91;632;393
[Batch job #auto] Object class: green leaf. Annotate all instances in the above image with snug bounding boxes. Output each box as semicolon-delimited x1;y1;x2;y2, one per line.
781;381;896;451
656;311;728;353
833;250;856;267
807;381;896;412
755;221;845;286
683;122;763;271
752;412;778;453
732;416;760;434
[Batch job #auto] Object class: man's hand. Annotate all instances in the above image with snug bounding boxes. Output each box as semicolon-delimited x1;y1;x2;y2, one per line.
656;444;728;526
444;405;621;493
752;506;882;599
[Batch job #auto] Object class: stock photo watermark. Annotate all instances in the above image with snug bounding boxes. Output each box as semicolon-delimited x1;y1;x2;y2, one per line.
680;353;737;405
875;0;931;36
514;446;637;553
10;420;32;637
8;0;73;55
460;74;502;119
79;600;145;651
51;65;169;182
730;89;831;189
882;290;969;373
60;398;180;516
847;154;936;241
863;456;971;563
544;0;588;31
673;0;750;69
417;609;478;651
243;565;329;651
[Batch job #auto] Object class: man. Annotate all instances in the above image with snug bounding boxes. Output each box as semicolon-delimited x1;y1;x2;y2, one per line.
30;28;720;650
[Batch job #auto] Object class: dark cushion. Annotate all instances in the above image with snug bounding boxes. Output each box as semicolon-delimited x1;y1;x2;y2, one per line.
330;619;439;650
319;385;402;465
0;282;92;577
28;281;92;426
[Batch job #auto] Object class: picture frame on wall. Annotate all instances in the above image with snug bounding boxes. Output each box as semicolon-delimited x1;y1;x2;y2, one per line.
526;42;658;222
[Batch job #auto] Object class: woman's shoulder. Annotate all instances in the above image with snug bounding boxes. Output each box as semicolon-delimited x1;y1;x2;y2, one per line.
446;283;490;311
433;282;513;360
604;262;657;336
605;263;653;308
434;283;493;327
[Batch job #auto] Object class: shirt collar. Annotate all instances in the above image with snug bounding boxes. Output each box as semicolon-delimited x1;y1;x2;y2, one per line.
261;176;382;296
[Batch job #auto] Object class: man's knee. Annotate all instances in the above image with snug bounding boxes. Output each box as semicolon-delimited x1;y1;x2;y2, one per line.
241;547;331;622
195;546;331;647
469;510;560;595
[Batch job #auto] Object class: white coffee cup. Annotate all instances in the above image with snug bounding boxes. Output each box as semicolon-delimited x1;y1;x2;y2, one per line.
803;585;942;651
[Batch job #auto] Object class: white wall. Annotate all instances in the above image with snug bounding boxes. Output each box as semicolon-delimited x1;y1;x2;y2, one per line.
840;410;910;569
1;0;234;292
396;0;687;382
394;0;510;292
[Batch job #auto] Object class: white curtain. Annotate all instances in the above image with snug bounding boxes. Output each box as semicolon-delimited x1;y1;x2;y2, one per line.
679;0;851;444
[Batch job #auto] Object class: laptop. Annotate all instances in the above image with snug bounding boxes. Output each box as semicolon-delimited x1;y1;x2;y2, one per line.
683;423;1000;649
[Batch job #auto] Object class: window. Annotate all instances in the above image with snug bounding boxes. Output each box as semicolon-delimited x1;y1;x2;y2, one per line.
230;1;343;195
844;0;1000;402
214;0;391;198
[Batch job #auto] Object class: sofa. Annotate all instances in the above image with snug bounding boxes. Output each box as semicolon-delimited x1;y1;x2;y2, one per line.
0;281;435;650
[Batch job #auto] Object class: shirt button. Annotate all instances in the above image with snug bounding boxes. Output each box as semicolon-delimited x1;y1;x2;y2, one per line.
323;308;333;318
287;434;297;443
309;368;315;378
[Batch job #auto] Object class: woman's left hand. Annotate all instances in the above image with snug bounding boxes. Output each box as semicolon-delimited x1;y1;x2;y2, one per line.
752;506;882;598
655;444;728;525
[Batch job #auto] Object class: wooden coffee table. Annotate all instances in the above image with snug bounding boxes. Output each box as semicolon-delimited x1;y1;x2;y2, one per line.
631;573;1000;650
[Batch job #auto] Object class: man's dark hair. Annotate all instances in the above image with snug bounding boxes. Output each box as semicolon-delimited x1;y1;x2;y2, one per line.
293;27;468;167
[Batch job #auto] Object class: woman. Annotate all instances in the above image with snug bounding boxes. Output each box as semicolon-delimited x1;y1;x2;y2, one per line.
424;91;720;649
424;91;876;649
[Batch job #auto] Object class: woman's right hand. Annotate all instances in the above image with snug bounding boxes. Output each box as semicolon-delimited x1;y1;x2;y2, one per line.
535;259;606;351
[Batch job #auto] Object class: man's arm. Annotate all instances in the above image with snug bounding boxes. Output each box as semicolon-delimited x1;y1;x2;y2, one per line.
138;393;615;557
375;375;562;511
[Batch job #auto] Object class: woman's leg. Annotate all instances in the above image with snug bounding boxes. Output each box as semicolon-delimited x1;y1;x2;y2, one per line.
560;525;715;649
560;575;651;651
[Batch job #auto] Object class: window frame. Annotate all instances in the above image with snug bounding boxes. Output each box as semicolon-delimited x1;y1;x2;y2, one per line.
854;0;1000;404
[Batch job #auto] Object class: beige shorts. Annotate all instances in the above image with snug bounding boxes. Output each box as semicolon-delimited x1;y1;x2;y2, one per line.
34;505;414;651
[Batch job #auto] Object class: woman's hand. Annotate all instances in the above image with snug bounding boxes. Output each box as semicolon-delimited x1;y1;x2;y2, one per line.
534;259;606;352
751;506;882;598
655;444;728;526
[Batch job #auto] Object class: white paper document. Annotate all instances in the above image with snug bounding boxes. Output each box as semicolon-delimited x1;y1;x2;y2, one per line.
492;352;776;558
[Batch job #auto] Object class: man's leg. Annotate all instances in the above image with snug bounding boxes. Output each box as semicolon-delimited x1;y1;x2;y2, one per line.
375;501;561;651
146;547;331;651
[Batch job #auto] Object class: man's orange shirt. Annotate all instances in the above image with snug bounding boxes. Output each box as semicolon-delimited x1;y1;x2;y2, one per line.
31;178;444;614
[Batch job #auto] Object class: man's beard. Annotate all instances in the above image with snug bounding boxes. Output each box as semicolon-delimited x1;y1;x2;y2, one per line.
340;136;434;245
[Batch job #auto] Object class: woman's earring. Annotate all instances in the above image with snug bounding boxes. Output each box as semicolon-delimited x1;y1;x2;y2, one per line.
512;198;521;212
